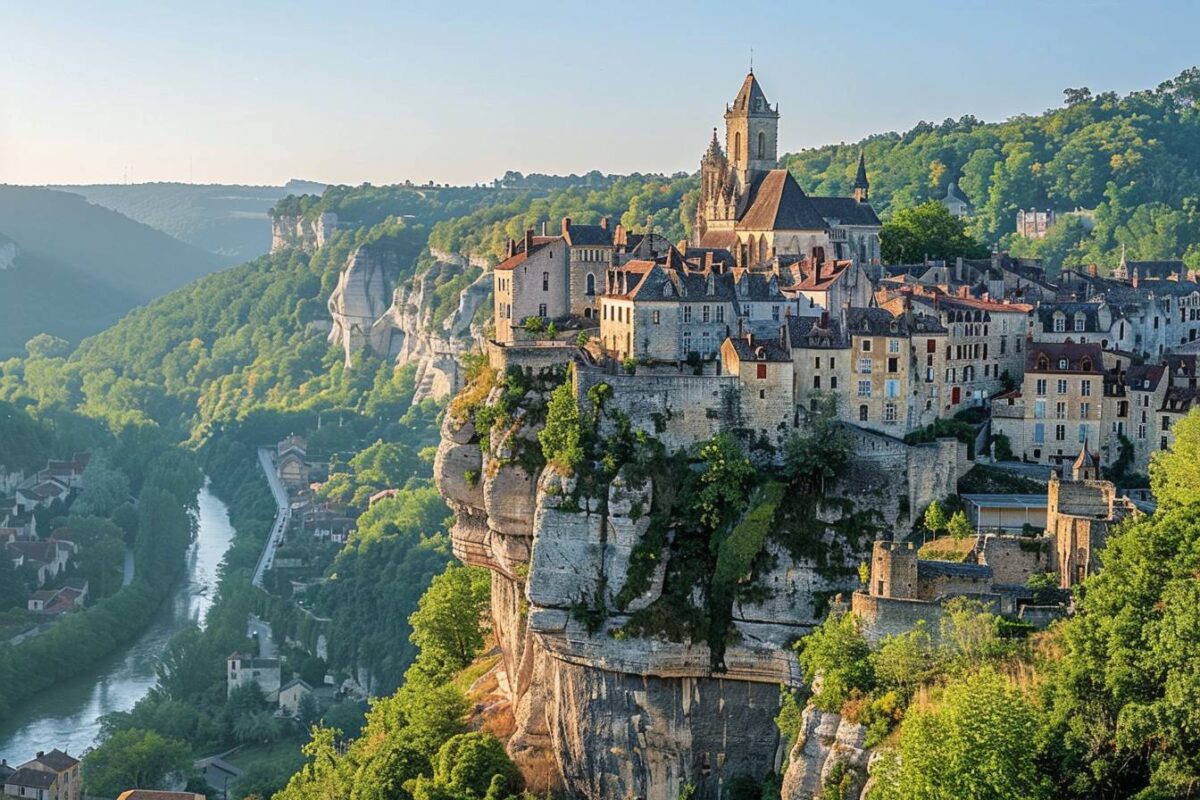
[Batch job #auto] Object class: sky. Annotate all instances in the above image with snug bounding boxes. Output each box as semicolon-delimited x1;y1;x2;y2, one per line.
2;0;1199;187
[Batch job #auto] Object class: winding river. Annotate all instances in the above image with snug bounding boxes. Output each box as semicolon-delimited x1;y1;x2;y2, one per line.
0;483;235;764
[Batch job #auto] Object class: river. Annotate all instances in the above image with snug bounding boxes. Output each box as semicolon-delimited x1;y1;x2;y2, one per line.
0;482;236;764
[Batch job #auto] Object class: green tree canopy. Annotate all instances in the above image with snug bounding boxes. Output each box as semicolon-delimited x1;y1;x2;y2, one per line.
880;200;990;264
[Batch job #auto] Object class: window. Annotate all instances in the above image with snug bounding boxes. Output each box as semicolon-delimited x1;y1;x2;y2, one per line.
1034;423;1045;443
716;306;725;323
1078;423;1089;442
859;404;869;422
1057;379;1068;394
586;273;595;295
683;331;692;352
885;379;900;398
884;403;897;423
859;358;872;374
1055;401;1066;419
1138;424;1146;439
683;306;692;323
887;357;898;373
757;130;766;158
1162;415;1171;430
756;364;767;380
813;376;821;389
1034;399;1046;419
772;305;781;321
542;272;549;291
734;132;741;160
652;310;660;325
814;357;821;369
927;339;936;353
829;357;836;369
1074;316;1085;332
1054;316;1066;332
888;339;900;354
1080;402;1090;418
702;305;710;323
1035;379;1047;396
1058;358;1069;370
1055;424;1066;441
538;303;547;317
857;380;872;397
1081;380;1092;396
830;376;838;389
1162;436;1169;450
861;340;872;352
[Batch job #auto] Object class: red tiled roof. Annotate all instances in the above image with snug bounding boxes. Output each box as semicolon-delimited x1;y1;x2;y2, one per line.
739;170;829;231
494;237;558;271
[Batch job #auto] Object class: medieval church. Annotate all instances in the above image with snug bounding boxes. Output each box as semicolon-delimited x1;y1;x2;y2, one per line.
693;72;882;268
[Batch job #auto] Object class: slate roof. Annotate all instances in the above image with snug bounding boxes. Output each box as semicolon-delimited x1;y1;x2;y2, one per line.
844;307;908;336
739;170;829;231
1037;302;1103;332
6;768;57;789
562;220;613;247
1162;386;1200;414
733;270;785;301
787;316;848;350
727;334;791;362
808;196;881;227
788;259;854;291
1026;341;1105;374
1125;363;1165;391
1126;260;1186;280
731;72;773;113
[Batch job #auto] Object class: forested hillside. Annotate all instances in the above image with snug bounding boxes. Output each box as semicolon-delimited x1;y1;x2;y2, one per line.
56;182;308;261
0;186;229;356
781;67;1200;271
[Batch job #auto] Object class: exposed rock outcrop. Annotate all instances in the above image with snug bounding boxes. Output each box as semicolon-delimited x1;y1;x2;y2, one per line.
271;211;337;254
433;376;971;799
780;700;871;800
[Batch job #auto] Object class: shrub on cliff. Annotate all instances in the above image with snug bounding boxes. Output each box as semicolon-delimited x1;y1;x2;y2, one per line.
538;371;583;473
798;610;874;713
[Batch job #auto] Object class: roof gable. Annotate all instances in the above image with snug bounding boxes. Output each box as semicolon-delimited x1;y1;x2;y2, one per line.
739;170;828;231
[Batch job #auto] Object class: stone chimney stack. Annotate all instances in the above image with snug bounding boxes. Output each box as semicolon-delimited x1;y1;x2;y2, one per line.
524;229;534;254
1088;263;1098;277
600;216;608;231
561;217;571;237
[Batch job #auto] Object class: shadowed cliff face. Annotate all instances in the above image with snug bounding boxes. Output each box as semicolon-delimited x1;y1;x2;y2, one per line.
432;361;968;799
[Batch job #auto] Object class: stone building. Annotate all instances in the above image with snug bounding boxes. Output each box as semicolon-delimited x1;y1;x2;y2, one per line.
561;217;615;319
719;334;794;441
941;182;971;217
991;340;1112;468
693;72;880;266
227;652;282;701
493;232;569;342
1015;208;1056;239
1046;446;1137;587
4;750;81;800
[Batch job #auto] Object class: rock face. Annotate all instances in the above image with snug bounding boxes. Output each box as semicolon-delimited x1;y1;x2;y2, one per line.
434;381;966;799
323;244;489;403
271;211;337;254
780;701;871;800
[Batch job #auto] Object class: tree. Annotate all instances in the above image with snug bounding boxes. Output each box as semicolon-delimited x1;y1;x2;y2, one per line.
82;728;192;798
947;510;973;541
539;372;583;473
407;564;491;683
25;333;71;359
923;500;948;536
797;610;874;712
872;621;937;699
1150;409;1200;508
880;201;989;264
783;393;851;491
72;450;131;517
873;669;1049;800
350;741;429;800
407;733;521;800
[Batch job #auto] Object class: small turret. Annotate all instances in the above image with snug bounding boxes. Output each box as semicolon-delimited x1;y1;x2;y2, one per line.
853;151;869;203
1071;439;1101;481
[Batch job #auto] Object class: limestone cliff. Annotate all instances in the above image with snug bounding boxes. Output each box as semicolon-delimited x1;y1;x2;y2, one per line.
434;360;966;799
323;243;491;403
271;211;338;254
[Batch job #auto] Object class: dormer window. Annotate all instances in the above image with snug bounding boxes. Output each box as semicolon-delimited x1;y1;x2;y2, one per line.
1081;357;1092;372
1059;358;1069;370
1037;355;1050;370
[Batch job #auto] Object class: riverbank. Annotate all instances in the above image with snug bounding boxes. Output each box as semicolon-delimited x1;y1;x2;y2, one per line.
0;484;235;763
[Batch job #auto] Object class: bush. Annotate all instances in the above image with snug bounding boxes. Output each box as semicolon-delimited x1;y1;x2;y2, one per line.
797;610;874;712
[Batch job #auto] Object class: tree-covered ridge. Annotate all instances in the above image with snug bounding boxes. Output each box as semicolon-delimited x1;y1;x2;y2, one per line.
426;174;697;260
781;67;1200;270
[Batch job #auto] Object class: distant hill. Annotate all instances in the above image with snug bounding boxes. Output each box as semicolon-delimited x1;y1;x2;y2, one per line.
53;181;324;261
0;186;229;357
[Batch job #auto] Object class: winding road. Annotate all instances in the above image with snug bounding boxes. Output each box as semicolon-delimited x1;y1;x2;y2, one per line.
253;446;290;589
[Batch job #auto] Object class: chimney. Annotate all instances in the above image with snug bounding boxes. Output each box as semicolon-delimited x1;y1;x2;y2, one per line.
524;229;534;254
600;216;608;231
814;259;822;282
541;221;547;236
561;217;571;237
37;752;44;759
505;238;515;259
820;310;829;328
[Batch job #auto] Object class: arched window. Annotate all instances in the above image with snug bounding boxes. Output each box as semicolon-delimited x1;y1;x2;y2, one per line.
1037;355;1050;370
585;272;595;296
734;132;741;161
757;131;766;159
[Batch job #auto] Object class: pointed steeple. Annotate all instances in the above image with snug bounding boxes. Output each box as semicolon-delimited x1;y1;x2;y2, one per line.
1071;438;1100;481
853;151;869;202
705;127;723;158
731;71;772;114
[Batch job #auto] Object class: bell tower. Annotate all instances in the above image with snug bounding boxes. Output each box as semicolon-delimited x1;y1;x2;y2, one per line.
724;71;779;191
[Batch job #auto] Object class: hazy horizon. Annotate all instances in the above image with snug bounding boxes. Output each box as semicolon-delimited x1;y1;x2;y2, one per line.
4;0;1199;188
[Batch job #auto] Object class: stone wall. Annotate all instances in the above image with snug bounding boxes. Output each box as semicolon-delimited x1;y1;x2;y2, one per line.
851;591;946;644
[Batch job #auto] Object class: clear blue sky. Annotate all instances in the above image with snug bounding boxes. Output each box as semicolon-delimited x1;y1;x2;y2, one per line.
2;0;1198;187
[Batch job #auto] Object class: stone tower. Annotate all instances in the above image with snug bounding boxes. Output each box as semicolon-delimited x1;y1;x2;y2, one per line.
724;71;779;190
853;151;870;203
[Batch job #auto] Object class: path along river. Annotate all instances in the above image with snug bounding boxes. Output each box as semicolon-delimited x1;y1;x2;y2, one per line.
0;482;235;764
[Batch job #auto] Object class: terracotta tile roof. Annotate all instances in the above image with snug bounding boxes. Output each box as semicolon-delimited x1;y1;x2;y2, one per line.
739;170;828;231
787;260;853;291
697;230;738;251
494;236;558;272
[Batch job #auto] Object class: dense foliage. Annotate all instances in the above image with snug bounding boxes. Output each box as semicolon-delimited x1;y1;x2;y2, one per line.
782;68;1200;271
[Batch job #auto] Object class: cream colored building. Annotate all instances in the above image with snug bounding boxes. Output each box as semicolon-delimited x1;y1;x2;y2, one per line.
492;232;569;342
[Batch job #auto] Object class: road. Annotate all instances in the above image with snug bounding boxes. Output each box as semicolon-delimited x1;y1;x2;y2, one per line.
253;446;290;590
247;614;276;658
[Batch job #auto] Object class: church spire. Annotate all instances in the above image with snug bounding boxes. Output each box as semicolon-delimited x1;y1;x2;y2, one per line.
853;150;869;203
